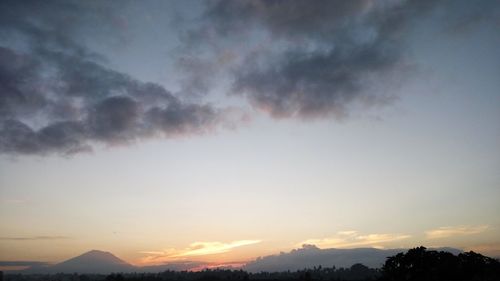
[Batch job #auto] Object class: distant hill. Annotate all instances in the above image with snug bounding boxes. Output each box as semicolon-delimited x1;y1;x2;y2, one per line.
12;246;463;274
244;245;462;272
23;250;135;274
17;250;208;274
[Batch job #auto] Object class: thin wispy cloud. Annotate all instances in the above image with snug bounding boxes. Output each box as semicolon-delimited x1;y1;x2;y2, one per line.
1;198;28;204
466;243;500;257
172;240;261;257
0;261;50;266
139;240;261;265
0;236;71;241
299;231;410;249
426;225;489;239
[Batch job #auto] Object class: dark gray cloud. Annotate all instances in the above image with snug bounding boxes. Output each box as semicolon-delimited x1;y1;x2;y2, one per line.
188;0;499;119
232;45;399;119
1;1;497;155
194;0;433;118
0;0;225;155
175;56;217;99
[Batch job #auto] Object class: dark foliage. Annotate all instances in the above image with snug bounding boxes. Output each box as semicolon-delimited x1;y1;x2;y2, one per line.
380;246;500;281
4;265;379;281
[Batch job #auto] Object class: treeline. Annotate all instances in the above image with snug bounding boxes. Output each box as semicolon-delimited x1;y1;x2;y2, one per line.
3;265;379;281
380;246;500;281
4;247;500;281
101;263;379;281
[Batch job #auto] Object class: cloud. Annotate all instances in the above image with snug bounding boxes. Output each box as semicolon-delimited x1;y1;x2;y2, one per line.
0;0;242;155
0;236;71;241
184;0;433;119
181;0;500;119
139;240;261;265
175;56;218;99
425;225;489;239
244;245;405;272
0;261;50;267
173;240;261;257
1;198;28;204
1;1;498;155
299;230;410;248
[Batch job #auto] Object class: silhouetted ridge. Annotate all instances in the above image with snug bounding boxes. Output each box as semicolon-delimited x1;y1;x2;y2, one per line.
19;250;209;274
21;250;135;274
61;250;130;265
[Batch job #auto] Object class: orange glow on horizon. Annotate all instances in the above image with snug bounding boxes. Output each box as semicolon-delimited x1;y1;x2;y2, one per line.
188;261;248;272
136;240;261;266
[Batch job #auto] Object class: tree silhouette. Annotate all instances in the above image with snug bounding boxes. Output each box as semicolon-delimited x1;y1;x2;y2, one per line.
381;246;500;281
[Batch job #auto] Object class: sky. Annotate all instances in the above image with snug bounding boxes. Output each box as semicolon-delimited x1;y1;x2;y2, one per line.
1;0;500;268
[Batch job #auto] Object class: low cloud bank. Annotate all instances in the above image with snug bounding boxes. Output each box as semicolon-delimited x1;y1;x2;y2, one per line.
244;245;462;272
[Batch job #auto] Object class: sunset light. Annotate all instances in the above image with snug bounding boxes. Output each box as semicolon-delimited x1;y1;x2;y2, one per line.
1;1;499;280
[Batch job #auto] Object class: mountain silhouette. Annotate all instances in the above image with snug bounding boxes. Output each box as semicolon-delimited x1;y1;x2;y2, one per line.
25;250;135;274
19;250;208;274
